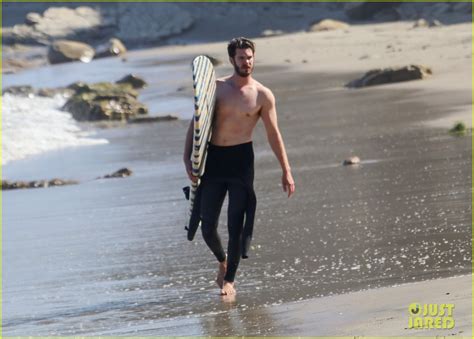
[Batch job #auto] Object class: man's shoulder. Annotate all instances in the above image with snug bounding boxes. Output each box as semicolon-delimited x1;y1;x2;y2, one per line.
255;81;275;102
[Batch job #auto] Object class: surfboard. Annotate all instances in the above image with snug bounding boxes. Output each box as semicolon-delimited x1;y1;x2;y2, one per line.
186;55;216;240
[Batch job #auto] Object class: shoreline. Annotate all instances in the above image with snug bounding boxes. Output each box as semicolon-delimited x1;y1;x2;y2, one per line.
148;274;471;336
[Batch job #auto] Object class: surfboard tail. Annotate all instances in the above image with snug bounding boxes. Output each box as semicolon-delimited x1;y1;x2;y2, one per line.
186;183;202;241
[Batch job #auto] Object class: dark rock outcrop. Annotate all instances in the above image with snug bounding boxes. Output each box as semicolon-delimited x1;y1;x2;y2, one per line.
2;168;133;191
63;81;148;121
5;77;148;122
449;122;468;136
100;168;133;179
116;74;147;89
347;65;432;88
2;178;78;190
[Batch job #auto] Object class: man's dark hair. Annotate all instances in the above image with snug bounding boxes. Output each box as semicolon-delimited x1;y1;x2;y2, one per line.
227;37;256;58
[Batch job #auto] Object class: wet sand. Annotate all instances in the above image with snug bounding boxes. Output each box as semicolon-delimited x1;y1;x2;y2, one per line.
3;22;472;336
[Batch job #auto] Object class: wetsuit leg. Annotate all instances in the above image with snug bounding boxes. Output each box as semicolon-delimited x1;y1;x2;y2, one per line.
224;182;248;282
200;180;227;263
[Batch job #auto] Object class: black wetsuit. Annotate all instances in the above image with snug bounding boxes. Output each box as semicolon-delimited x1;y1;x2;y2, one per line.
199;142;257;283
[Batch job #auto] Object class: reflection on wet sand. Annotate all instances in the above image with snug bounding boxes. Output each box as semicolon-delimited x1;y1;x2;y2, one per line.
199;295;278;336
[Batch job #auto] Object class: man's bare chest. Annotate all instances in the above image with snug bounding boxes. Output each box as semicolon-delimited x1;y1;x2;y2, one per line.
216;89;261;117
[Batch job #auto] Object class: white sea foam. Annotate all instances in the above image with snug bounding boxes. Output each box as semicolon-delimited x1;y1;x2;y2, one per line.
2;93;108;165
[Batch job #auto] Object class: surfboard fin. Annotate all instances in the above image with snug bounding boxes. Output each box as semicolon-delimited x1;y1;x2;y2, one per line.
182;186;190;200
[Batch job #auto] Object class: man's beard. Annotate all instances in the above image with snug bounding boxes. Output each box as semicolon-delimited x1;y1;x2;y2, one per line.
233;63;252;77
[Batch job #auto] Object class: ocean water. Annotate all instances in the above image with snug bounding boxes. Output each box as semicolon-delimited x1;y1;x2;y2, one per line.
2;51;194;166
2;93;108;165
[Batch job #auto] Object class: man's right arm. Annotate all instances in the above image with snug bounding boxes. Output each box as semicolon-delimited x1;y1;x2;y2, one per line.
183;119;197;182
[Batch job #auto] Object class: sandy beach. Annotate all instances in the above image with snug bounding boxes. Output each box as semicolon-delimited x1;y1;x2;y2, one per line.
3;2;472;337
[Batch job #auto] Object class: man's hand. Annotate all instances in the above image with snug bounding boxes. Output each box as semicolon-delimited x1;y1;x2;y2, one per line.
184;159;198;183
282;170;295;198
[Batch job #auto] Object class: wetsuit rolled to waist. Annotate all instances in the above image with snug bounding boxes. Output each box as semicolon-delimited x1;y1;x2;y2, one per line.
203;142;254;183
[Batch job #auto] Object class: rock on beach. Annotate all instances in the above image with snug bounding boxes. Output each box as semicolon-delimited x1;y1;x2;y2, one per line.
308;19;349;32
347;65;432;88
47;39;95;64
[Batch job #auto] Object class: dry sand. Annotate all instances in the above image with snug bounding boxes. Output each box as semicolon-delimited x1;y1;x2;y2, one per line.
146;20;472;129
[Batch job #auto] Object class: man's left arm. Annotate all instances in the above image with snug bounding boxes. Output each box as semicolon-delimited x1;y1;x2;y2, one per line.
260;89;295;197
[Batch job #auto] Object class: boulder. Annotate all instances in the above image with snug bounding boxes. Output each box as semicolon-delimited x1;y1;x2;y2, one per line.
413;18;443;28
347;65;432;88
35;6;103;38
25;12;42;26
95;38;127;58
308;19;349;32
47;39;95;64
413;18;430;28
116;74;147;89
4;6;112;46
63;81;148;121
430;19;443;27
102;168;133;179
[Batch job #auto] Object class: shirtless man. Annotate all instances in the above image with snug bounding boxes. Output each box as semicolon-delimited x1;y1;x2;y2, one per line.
183;37;295;296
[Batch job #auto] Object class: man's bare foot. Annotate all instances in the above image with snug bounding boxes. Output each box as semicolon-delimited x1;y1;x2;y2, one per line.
220;281;236;295
216;261;227;289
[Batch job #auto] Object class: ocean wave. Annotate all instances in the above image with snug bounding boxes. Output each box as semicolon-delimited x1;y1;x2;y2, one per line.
2;93;108;165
